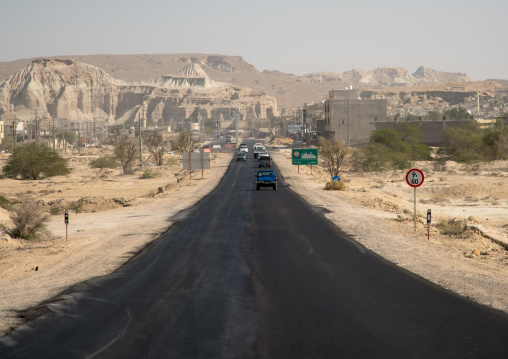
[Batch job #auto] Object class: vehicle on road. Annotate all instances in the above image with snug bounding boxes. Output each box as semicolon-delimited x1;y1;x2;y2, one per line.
255;169;277;190
258;154;272;168
236;151;247;161
203;145;211;152
212;144;221;149
253;144;266;158
239;143;248;152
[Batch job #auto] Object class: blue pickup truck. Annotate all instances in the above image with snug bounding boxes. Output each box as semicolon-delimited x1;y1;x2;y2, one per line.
255;169;277;190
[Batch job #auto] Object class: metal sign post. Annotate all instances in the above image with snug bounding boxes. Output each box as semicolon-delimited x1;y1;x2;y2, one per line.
64;211;69;240
405;169;424;232
427;209;431;240
292;148;318;175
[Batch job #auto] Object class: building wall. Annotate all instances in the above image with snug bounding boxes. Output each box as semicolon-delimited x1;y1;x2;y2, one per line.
325;91;388;146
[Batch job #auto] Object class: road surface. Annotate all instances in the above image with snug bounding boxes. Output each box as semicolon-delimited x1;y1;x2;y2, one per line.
1;141;508;358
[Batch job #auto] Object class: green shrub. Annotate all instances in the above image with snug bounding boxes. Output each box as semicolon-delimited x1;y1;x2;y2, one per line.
2;143;70;180
324;180;346;191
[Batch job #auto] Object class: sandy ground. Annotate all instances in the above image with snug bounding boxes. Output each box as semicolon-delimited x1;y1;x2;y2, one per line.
1;144;508;336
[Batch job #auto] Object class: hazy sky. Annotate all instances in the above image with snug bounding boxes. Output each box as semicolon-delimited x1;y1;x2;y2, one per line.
1;0;507;80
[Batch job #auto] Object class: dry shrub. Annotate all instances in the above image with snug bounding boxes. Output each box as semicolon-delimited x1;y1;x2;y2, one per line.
324;180;346;191
437;218;466;236
2;201;50;240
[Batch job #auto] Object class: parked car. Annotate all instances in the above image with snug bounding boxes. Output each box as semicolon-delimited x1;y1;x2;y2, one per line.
212;144;221;149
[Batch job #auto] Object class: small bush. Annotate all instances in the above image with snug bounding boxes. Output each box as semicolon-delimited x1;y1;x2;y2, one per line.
49;205;65;215
2;201;50;240
324;180;346;191
139;169;160;179
89;156;119;170
0;195;10;210
437;219;466;235
165;156;180;166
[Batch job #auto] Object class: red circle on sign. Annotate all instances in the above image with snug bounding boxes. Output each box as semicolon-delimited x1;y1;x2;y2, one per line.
406;168;424;187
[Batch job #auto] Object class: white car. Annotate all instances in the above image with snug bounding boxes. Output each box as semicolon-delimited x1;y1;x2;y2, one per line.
212;144;221;149
239;144;248;152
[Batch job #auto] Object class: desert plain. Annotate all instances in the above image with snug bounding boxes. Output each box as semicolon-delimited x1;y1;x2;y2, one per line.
0;141;508;336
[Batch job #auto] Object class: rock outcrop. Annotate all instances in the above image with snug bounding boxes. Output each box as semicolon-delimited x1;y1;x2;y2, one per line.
0;58;278;125
303;66;471;88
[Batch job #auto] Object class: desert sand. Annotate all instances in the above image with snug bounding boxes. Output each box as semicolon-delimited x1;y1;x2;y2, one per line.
0;143;507;336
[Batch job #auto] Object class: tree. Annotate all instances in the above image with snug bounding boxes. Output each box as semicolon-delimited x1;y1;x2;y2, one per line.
438;122;488;163
110;129;139;174
0;136;12;153
444;107;471;121
56;130;76;146
370;123;431;160
172;130;198;154
318;137;350;179
402;114;420;122
143;130;167;166
482;119;508;160
2;143;70;180
424;111;442;121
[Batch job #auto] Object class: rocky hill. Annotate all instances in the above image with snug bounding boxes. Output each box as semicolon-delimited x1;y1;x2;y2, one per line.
0;58;278;124
0;54;493;109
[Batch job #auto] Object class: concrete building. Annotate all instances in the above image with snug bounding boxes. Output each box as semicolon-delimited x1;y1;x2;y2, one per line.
324;89;388;146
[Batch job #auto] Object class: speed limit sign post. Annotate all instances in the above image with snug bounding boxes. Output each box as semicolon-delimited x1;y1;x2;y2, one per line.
406;169;424;232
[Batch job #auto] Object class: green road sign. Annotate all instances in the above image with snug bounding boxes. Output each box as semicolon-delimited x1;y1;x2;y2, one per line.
292;148;318;165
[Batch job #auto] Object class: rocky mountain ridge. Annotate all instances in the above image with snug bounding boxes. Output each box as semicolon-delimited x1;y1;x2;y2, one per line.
0;54;493;109
0;58;278;124
303;66;470;87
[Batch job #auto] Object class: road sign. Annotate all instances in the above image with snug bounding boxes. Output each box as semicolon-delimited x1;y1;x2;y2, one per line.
406;169;424;187
427;209;431;224
182;152;211;170
292;148;318;165
64;211;69;224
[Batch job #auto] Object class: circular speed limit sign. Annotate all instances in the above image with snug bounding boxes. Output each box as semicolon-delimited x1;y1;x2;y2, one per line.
293;150;300;158
406;169;424;187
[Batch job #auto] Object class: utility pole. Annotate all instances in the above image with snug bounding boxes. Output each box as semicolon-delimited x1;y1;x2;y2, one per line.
64;120;67;154
52;117;55;151
93;117;97;146
12;120;16;153
78;121;81;154
139;111;143;162
346;99;350;146
34;109;39;145
10;105;17;153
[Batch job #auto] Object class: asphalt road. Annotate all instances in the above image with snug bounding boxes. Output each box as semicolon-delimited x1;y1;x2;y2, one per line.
1;140;508;358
